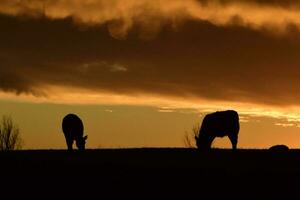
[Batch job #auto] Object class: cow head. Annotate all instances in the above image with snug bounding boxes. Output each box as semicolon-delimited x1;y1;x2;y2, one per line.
195;134;213;150
76;135;88;150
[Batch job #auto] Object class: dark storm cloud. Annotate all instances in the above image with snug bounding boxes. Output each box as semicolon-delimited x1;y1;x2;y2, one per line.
208;0;300;7
2;0;300;38
1;1;300;106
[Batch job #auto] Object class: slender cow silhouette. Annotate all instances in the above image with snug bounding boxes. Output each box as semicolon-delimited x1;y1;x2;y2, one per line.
195;110;240;150
62;114;88;151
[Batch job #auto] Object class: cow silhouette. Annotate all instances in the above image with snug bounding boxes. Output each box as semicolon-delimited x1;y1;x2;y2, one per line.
62;114;88;151
195;110;240;150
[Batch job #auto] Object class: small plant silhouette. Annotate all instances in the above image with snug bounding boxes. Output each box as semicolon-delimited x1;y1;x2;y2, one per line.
0;115;22;150
269;144;289;151
183;124;199;148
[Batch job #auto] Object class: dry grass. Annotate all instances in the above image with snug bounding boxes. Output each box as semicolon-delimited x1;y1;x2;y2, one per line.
183;124;199;148
0;115;22;150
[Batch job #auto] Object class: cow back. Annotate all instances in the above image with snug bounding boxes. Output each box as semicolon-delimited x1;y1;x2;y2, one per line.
200;110;239;137
62;114;84;139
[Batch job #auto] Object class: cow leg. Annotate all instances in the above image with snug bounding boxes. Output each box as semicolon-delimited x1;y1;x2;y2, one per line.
229;134;238;150
207;136;215;149
66;138;73;151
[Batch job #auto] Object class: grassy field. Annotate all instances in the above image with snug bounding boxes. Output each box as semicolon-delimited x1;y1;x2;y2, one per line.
0;148;299;198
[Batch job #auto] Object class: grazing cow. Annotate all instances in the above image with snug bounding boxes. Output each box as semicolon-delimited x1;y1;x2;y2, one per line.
195;110;240;150
62;114;88;151
269;144;289;152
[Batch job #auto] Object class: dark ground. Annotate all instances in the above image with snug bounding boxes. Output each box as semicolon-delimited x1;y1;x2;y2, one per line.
0;148;299;199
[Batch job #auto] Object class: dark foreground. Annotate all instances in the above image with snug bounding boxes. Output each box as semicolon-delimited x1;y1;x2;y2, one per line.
0;148;299;198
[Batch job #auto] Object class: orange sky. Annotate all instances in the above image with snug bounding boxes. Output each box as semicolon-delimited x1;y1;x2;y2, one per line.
1;0;300;149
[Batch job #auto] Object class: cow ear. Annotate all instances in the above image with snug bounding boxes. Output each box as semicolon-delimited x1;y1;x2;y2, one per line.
83;135;88;140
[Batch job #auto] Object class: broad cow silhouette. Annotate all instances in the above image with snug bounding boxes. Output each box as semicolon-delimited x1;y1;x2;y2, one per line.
195;110;240;150
62;114;88;151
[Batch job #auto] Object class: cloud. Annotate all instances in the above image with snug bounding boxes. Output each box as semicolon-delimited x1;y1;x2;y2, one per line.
2;0;300;38
158;109;175;113
275;123;295;127
1;1;300;121
1;11;300;106
110;63;128;72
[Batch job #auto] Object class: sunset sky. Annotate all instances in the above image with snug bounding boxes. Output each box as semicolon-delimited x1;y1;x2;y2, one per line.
1;0;300;149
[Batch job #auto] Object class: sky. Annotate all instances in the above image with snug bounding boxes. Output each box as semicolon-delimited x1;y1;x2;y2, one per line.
1;0;300;149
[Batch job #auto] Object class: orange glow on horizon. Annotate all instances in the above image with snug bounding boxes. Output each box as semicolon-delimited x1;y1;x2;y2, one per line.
1;86;300;129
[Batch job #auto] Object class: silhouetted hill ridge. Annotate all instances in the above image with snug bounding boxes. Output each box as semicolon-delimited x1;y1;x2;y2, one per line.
0;148;298;198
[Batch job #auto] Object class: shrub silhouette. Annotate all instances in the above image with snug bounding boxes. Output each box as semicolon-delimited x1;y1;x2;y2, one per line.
195;110;240;150
269;144;289;152
62;114;88;151
183;124;199;148
0;115;22;150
